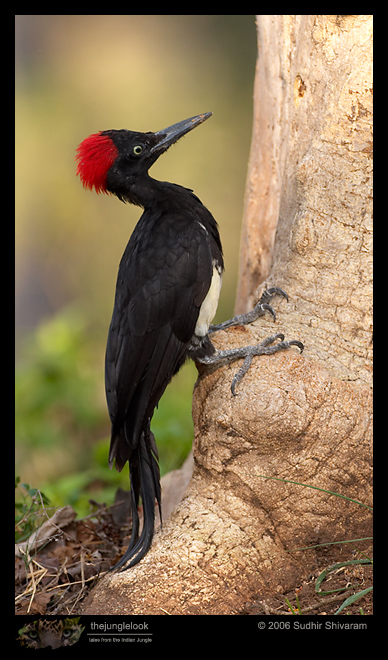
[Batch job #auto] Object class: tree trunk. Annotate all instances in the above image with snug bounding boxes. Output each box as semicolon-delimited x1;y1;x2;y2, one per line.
81;15;372;615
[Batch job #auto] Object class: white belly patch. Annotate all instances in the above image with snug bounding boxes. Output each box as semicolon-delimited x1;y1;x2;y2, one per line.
195;263;222;337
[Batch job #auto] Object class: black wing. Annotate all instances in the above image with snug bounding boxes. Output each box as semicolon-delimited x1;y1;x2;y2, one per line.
105;207;214;471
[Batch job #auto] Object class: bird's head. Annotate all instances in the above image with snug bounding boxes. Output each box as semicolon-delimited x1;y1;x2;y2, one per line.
76;112;212;203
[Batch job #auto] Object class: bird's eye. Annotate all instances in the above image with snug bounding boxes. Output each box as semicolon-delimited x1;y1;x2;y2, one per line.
133;145;143;156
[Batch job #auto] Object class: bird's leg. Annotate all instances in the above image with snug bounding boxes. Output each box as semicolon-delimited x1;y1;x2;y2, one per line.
199;288;304;395
208;286;288;332
198;333;303;395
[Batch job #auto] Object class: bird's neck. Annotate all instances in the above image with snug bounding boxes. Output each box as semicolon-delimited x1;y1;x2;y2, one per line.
123;175;189;210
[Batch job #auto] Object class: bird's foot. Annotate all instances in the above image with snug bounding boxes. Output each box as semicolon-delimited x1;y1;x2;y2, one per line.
200;288;303;394
198;333;303;395
208;286;288;333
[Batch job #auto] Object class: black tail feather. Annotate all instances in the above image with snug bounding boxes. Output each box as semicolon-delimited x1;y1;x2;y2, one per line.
112;425;162;571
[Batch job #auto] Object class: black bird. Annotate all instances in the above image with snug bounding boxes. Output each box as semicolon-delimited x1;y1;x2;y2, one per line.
76;113;303;570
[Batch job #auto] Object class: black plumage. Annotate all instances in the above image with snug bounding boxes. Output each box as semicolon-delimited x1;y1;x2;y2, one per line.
76;113;303;570
105;187;223;568
77;114;223;569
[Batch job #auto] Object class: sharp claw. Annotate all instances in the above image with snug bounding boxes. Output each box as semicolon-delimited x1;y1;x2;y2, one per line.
231;354;253;396
260;286;289;305
231;378;238;396
260;302;277;321
260;333;284;346
287;340;304;353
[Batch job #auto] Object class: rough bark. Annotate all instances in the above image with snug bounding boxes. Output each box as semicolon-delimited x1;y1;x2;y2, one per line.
81;15;372;615
237;14;372;386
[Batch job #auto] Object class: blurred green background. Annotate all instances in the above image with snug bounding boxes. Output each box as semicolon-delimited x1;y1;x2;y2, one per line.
15;15;257;514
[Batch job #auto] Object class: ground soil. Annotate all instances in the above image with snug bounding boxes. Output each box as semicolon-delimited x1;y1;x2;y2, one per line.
15;500;372;616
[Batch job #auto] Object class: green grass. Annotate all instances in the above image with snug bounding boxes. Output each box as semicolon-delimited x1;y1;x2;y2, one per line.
16;307;196;516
